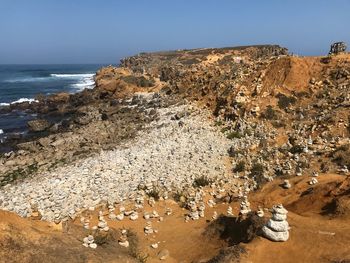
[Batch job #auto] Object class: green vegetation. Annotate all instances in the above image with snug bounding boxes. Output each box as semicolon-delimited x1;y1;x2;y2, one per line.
271;120;285;128
289;145;304;154
249;162;267;185
173;190;187;208
226;131;243;140
121;75;155;87
276;93;296;110
220;126;230;133
0;163;38;187
181;58;201;65
193;175;211;188
261;105;277;120
233;161;245;173
214;120;223;126
332;144;350;167
147;189;160;201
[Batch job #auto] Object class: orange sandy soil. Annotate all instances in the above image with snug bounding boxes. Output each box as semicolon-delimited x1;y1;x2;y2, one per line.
1;174;349;263
241;174;350;263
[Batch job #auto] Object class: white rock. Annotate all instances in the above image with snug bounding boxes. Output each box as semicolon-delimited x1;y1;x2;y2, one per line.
151;243;159;249
119;240;129;248
262;226;289;242
267;219;289;232
282;180;291;189
89;243;97;249
129;211;138;220
116;213;124;221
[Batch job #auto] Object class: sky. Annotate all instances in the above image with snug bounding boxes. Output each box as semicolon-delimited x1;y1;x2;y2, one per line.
0;0;349;64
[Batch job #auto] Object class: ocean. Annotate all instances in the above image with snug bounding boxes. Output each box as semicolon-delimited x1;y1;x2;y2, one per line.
0;64;105;146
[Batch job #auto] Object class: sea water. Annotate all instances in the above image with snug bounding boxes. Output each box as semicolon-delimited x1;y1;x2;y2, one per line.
0;64;105;145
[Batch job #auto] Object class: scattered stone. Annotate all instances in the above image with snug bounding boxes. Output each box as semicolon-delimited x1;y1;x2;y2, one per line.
239;196;251;217
165;208;172;216
130;211;139;221
151;243;159;249
282;180;291;189
89;243;97;249
0;104;231;221
158;249;170;260
227;206;233;216
83;234;97;249
144;221;154;235
257;207;264;217
309;178;318;185
116;213;124;221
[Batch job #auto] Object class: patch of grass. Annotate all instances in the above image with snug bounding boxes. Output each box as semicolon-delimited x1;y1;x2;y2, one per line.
220;126;230;133
331;144;350;167
228;147;244;158
193;175;211;188
249;162;267;185
218;55;234;65
295;91;310;98
276;93;296;110
233;161;245;173
261;105;277;120
48;158;67;170
0;163;38;187
214;120;223;126
289;145;304;154
226;131;243;140
93;231;110;246
181;58;201;65
147;189;160;201
173;190;187;207
121;75;155;87
271;120;285;128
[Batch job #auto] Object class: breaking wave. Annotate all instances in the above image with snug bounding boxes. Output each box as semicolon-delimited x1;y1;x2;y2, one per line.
50;73;95;78
0;98;38;107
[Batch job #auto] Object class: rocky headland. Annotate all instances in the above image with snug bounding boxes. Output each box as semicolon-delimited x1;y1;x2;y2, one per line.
0;44;350;263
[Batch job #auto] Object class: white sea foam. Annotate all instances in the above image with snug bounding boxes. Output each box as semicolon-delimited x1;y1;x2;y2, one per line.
2;73;95;106
6;73;95;83
0;129;4;135
0;98;38;107
11;98;38;104
5;77;50;83
51;73;95;78
70;74;96;91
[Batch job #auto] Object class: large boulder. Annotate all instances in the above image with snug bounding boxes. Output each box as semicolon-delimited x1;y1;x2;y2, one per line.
27;119;51;132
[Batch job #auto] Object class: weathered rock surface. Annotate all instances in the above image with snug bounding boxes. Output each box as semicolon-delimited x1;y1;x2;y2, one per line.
27;119;51;132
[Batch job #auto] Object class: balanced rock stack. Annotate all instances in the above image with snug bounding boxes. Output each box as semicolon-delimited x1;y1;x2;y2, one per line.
262;204;289;242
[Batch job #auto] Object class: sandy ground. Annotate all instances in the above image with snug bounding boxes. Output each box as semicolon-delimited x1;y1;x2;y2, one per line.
1;174;349;263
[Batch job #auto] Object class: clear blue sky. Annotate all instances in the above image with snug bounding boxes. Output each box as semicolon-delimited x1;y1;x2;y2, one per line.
0;0;349;64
